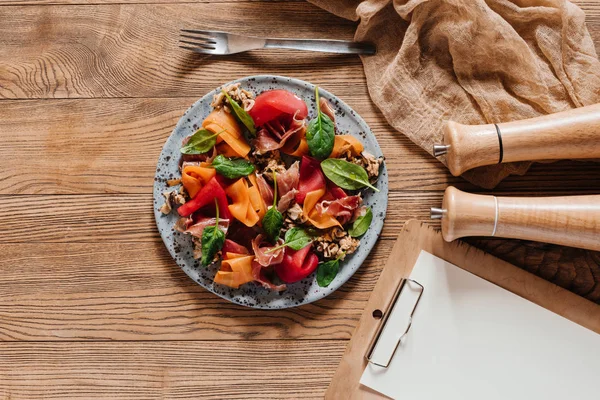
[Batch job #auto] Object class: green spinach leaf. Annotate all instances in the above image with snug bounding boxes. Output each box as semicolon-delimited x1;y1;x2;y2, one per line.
200;200;225;267
262;172;283;242
263;208;283;242
283;227;313;250
320;158;379;192
317;258;341;287
212;155;255;179
348;207;373;237
266;227;313;253
180;129;223;155
306;86;335;160
222;90;256;137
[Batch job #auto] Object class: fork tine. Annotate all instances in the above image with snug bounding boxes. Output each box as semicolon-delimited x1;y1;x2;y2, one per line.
179;34;217;44
179;45;214;54
179;40;216;50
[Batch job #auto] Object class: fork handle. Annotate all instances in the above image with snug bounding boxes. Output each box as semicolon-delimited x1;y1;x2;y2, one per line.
264;39;376;55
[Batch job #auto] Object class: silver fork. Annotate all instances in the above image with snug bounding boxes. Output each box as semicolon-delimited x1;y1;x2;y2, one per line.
179;30;376;55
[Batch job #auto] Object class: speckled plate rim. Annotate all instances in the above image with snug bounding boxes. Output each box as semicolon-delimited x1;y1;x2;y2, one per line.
153;75;388;309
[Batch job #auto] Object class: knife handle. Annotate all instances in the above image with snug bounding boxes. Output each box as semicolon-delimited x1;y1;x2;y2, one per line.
437;186;600;251
441;103;600;176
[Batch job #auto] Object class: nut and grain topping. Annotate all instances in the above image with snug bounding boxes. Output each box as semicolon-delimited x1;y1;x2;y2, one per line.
160;190;186;215
211;82;255;112
262;158;288;178
348;151;384;181
286;203;306;223
192;237;203;260
338;235;360;255
321;243;340;259
251;148;282;167
315;227;360;260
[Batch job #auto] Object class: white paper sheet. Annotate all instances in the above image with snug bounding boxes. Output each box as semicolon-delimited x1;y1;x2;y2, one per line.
360;251;600;400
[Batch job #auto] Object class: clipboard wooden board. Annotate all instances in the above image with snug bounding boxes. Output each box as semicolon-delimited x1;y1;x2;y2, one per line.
325;220;600;399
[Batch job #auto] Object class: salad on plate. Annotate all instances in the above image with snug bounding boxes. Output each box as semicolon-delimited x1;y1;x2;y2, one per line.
159;82;384;291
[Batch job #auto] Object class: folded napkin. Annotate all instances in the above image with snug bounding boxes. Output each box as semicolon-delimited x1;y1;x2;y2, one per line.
308;0;600;188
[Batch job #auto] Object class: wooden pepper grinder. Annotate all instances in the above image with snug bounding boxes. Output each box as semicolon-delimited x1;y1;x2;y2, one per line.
431;186;600;251
434;103;600;176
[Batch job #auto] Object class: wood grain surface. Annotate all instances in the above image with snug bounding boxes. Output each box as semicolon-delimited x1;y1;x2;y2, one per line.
0;0;599;398
0;341;345;399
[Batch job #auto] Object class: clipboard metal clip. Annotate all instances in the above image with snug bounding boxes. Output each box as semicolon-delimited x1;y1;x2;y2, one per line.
365;278;424;369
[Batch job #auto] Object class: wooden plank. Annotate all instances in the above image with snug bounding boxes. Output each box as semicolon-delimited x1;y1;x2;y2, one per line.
0;192;441;243
0;96;450;194
0;3;360;99
2;2;600;101
0;223;596;343
2;98;600;195
0;340;343;399
1;0;300;4
6;191;600;244
0;240;391;341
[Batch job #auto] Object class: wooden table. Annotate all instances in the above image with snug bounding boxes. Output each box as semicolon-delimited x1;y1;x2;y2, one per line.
1;1;599;398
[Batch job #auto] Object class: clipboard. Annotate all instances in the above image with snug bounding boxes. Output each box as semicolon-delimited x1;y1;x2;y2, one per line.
325;220;600;399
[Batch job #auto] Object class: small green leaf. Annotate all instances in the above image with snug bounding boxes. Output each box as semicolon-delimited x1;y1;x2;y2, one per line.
212;155;255;179
284;227;313;251
223;90;256;137
317;259;339;287
262;172;283;242
348;207;373;238
263;207;283;242
200;225;225;266
180;129;223;155
200;200;225;266
306;86;335;160
320;158;379;191
265;227;313;253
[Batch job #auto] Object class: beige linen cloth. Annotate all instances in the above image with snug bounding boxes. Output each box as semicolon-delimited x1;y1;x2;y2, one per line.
308;0;600;188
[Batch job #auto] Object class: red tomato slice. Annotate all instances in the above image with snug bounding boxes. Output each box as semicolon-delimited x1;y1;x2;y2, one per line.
274;245;319;283
296;155;326;204
249;90;309;127
177;176;231;220
222;239;250;255
326;181;347;200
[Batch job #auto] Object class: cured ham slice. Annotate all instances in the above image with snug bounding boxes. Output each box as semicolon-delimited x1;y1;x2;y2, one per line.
276;161;300;213
319;97;336;122
317;195;362;225
251;260;287;291
253;111;306;154
174;216;194;233
184;217;230;237
277;161;299;196
251;234;285;267
255;174;274;206
277;189;298;213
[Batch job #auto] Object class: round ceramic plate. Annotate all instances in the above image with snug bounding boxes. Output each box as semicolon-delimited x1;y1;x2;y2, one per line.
153;75;388;309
